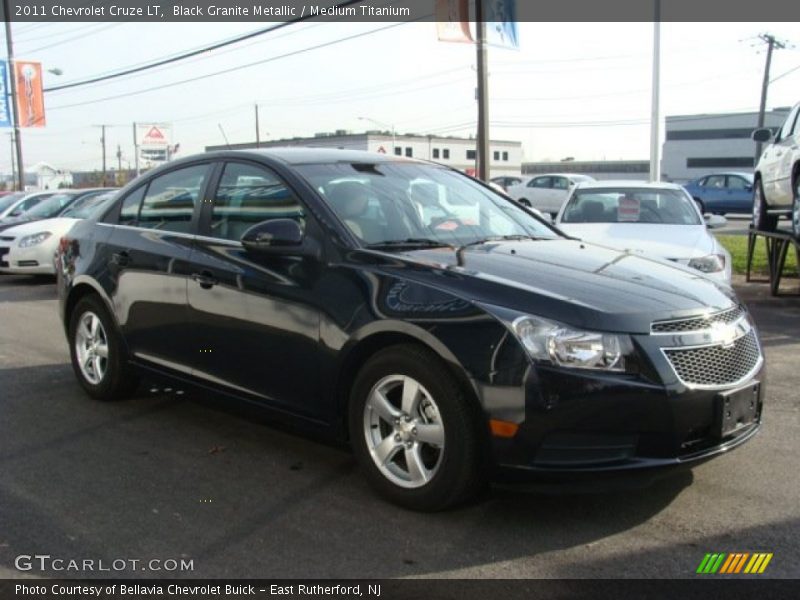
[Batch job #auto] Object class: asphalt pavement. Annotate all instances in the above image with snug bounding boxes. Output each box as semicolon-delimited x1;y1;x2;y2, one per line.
0;274;798;579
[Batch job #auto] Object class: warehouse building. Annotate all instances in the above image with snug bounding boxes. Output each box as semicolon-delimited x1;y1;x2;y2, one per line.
660;108;791;182
206;131;523;176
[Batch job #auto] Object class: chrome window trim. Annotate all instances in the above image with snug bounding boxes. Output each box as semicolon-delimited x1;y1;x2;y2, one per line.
97;222;244;247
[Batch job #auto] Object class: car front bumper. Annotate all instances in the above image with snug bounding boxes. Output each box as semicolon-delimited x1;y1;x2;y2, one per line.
480;357;764;481
0;242;57;275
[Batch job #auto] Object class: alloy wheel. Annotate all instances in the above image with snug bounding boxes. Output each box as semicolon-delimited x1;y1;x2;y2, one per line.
363;374;445;489
74;311;109;385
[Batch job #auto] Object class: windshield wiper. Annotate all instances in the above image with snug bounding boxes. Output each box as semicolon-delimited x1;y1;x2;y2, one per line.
364;238;456;250
457;234;540;250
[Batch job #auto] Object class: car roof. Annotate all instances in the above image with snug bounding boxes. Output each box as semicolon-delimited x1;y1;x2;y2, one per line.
200;147;420;166
575;180;685;190
529;173;591;178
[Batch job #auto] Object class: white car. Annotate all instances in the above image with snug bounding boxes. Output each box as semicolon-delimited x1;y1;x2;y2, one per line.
752;101;800;238
0;191;55;220
555;181;732;284
506;173;595;216
0;191;117;276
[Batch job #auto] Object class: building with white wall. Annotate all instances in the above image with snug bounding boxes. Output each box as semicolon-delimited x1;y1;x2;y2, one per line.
206;131;523;177
661;108;791;183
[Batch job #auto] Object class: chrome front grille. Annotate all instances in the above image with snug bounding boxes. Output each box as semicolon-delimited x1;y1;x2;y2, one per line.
663;330;761;387
652;306;743;334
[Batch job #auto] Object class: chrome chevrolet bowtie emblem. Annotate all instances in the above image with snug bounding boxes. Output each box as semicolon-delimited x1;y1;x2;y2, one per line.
708;317;750;349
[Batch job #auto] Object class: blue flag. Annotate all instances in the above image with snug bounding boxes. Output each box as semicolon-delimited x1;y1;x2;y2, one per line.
0;61;11;128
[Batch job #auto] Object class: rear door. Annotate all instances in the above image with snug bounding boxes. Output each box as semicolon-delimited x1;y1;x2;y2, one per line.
724;174;753;213
185;160;325;418
102;161;214;374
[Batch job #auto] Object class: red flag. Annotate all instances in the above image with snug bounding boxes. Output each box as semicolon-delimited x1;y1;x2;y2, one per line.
436;0;473;43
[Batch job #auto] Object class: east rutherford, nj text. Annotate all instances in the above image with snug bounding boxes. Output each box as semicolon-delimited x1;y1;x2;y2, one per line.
173;5;410;17
17;584;381;596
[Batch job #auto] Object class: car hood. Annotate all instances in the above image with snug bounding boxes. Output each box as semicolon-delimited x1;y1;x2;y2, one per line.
1;217;80;238
555;223;716;259
363;238;736;334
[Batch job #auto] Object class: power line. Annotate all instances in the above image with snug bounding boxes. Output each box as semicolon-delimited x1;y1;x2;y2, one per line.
47;20;423;111
44;0;366;93
22;23;123;53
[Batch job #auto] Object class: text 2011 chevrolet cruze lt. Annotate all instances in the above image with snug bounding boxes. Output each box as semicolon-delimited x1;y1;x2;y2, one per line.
57;149;765;511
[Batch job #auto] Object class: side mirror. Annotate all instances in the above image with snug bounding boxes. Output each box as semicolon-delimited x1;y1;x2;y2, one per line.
746;184;753;192
241;219;307;254
751;128;773;143
704;214;727;229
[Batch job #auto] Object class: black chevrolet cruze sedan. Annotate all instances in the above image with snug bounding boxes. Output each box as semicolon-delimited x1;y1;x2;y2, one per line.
56;149;764;510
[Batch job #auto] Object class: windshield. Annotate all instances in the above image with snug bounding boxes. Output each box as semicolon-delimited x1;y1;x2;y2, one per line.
61;192;117;219
560;188;702;225
0;193;25;212
295;162;559;247
24;193;83;219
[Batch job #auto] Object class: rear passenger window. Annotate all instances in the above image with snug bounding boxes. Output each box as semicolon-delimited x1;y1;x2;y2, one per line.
210;162;305;242
138;164;210;233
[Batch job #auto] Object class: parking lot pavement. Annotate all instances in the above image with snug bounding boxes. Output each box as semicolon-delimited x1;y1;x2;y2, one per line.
0;274;798;579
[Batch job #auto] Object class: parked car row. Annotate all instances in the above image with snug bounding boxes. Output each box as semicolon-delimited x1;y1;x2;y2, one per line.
0;188;117;276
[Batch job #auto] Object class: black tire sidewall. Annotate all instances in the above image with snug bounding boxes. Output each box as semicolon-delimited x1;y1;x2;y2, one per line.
348;345;485;511
68;295;136;401
753;178;778;232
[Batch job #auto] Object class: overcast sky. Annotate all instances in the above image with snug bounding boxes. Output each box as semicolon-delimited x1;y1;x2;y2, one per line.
3;19;799;174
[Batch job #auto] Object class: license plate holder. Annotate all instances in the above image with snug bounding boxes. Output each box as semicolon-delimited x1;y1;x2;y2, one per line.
715;382;760;438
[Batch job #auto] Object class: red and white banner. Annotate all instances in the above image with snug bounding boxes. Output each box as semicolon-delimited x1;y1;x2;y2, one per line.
14;61;46;128
436;0;473;43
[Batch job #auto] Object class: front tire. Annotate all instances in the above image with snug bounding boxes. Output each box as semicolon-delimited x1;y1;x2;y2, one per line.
518;198;531;207
68;295;139;401
349;344;488;511
752;178;778;232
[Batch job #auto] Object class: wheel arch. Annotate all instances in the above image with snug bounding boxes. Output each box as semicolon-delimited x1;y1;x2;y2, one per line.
64;277;118;333
333;324;482;441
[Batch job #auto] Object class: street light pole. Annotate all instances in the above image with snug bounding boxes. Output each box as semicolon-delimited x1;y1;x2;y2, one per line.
4;3;24;191
649;0;661;182
475;0;490;182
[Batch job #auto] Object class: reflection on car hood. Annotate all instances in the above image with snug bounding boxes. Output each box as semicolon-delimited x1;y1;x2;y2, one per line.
363;238;735;334
556;223;716;259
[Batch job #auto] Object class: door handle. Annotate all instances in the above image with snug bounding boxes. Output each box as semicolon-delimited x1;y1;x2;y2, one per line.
191;270;218;289
111;251;130;267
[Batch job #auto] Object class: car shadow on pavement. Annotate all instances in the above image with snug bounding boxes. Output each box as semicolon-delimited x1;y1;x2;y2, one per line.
0;274;57;303
0;362;693;579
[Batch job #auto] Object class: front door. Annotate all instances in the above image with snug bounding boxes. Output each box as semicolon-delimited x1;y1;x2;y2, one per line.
186;160;324;418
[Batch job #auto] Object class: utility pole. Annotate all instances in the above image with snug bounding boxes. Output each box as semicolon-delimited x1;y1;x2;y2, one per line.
4;3;24;191
649;0;661;181
8;133;16;190
94;125;108;186
475;0;490;182
132;122;140;176
116;144;122;185
255;104;260;148
755;33;786;161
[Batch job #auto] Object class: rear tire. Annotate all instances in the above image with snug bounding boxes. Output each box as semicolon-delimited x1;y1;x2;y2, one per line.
752;178;778;232
68;295;139;401
348;344;488;511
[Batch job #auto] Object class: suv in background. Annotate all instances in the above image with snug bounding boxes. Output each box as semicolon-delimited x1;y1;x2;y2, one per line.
752;102;800;238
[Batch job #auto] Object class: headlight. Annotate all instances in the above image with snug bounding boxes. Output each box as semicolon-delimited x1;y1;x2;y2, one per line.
688;254;725;273
512;315;627;372
18;232;52;248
